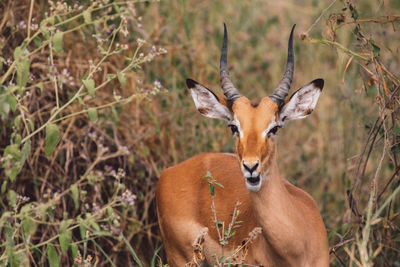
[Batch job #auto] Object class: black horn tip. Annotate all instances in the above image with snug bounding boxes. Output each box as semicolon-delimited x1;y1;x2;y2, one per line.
222;23;228;45
312;78;324;90
186;78;198;89
288;24;296;45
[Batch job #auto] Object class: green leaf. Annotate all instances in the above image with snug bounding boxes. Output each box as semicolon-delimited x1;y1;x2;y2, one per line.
0;56;3;73
16;58;30;88
121;234;144;267
220;239;228;245
3;144;22;181
21;139;31;167
33;35;42;48
0;96;10;119
36;82;44;92
47;244;59;267
40;20;48;33
8;94;17;112
15;134;22;145
90;221;100;232
53;32;64;54
1;180;7;194
83;79;95;97
395;126;400;137
79;224;87;239
70;184;79;210
26;118;34;131
349;4;359;20
3;144;21;162
77;95;84;105
45;123;61;157
59;229;72;254
214;181;224;188
22;216;37;236
14;115;22;130
87;107;98;122
371;42;380;58
205;170;212;178
230;230;236;238
209;183;215;196
106;74;116;80
83;10;91;23
48;17;55;25
71;243;78;260
117;72;127;86
14;46;24;61
20;203;32;213
8;189;17;207
391;143;400;154
107;206;114;217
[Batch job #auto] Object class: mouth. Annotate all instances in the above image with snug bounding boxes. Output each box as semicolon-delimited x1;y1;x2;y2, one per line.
246;175;261;185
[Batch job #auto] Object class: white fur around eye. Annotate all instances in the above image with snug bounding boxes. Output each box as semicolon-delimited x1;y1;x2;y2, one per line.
233;116;243;138
262;117;277;138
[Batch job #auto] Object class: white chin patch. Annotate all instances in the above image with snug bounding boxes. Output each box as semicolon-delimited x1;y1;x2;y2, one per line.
245;177;262;192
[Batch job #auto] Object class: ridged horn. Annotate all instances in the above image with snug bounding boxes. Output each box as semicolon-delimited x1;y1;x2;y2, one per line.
220;23;241;102
270;24;296;107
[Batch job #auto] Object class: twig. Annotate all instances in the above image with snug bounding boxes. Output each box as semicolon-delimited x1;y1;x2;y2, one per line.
349;84;400;218
225;201;241;240
309;39;370;61
339;15;400;27
377;167;400;202
303;0;338;37
332;250;346;266
27;0;35;39
330;237;355;254
48;32;60;109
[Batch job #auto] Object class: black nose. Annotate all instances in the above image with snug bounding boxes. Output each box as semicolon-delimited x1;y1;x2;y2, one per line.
243;162;259;174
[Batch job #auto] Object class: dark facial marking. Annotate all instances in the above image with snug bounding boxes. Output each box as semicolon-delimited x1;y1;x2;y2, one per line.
251;102;259;108
198;107;210;115
303;108;313;115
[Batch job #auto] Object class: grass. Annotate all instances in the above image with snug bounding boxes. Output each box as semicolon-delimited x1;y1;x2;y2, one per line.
0;0;399;266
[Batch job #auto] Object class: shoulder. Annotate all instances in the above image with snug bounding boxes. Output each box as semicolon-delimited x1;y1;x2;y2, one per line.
283;180;320;211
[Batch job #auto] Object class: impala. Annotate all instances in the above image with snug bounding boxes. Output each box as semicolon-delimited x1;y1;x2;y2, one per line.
156;24;329;266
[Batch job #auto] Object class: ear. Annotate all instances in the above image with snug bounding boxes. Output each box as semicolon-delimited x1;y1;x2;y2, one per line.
278;79;324;125
186;79;232;122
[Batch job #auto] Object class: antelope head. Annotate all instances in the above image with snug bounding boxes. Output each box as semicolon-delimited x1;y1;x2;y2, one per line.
186;24;324;192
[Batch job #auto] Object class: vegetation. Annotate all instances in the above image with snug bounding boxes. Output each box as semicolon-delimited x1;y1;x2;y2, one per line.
0;0;399;266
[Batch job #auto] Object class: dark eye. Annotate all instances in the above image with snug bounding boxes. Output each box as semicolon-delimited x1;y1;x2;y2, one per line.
228;124;238;135
268;125;280;136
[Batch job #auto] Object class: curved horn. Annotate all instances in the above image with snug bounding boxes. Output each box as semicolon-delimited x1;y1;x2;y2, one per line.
220;23;241;102
270;24;296;107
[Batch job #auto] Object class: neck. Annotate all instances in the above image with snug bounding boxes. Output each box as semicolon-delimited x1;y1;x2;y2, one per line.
250;156;304;260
